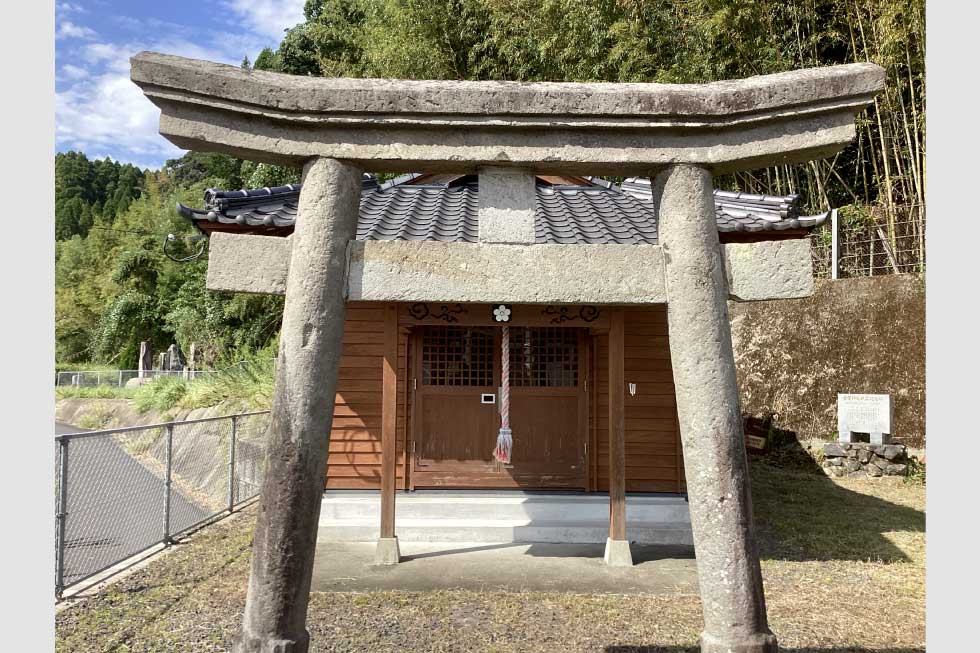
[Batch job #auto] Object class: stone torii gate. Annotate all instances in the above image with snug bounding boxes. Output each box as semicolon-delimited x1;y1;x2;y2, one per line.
131;52;883;653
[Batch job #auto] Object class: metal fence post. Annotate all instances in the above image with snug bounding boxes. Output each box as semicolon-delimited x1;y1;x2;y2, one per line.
55;438;69;597
118;370;123;387
163;424;173;545
228;415;237;513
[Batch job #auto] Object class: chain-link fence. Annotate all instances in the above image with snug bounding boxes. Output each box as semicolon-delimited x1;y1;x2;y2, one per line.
811;204;925;279
55;369;214;388
54;411;269;596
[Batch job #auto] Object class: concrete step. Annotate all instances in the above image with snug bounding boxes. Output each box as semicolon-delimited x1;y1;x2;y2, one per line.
319;492;691;523
318;518;693;545
317;492;692;545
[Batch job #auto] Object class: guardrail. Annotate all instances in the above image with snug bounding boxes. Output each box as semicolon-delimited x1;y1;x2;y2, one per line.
54;411;270;596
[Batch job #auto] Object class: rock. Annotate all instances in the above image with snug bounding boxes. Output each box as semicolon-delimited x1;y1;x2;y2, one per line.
857;449;872;464
826;457;844;467
872;456;890;470
125;377;153;388
885;463;908;476
846;448;860;459
830;466;846;477
866;465;883;477
847;470;866;479
844;460;862;473
824;443;846;457
880;444;906;461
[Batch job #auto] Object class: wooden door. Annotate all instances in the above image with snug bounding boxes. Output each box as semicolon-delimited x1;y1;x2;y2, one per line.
505;327;587;488
413;326;500;483
411;325;588;489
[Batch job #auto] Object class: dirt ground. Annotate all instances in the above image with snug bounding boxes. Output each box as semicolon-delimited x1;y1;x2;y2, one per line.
55;461;925;653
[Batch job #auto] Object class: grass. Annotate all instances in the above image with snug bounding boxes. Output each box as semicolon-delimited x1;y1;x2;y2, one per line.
131;356;276;415
55;459;925;653
55;386;137;400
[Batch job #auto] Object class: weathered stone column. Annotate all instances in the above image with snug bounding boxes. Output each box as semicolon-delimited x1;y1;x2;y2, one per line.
233;157;362;653
654;164;777;653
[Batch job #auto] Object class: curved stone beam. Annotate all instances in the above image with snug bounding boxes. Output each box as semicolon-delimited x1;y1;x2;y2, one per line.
131;52;884;175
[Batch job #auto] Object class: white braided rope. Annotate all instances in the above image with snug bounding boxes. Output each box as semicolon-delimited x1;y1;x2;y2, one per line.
493;325;512;463
500;325;510;429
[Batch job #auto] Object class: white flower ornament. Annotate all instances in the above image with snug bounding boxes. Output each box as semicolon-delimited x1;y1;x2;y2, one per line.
493;304;512;322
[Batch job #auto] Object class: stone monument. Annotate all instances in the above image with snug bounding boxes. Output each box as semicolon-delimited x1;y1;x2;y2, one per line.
838;393;893;444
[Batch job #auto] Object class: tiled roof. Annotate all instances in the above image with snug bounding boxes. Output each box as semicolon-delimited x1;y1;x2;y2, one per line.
177;174;828;245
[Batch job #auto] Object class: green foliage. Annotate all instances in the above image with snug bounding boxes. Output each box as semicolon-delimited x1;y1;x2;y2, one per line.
134;376;189;413
55;151;145;239
904;456;925;486
55;386;138;400
55;160;285;368
164;152;244;190
131;348;277;414
238;161;302;189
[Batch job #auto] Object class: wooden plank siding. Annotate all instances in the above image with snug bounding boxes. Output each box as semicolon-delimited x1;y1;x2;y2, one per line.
592;306;686;493
325;302;410;489
326;303;683;493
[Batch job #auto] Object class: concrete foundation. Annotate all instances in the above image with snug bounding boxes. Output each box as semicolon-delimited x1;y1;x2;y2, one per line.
232;158;362;653
603;538;634;567
318;491;693;545
655;165;777;653
374;537;401;566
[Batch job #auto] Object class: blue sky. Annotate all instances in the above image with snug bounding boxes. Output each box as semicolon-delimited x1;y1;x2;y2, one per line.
55;0;306;170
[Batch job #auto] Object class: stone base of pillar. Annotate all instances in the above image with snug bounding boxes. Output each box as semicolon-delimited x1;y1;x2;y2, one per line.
700;631;778;653
374;537;401;565
603;538;633;567
232;632;310;653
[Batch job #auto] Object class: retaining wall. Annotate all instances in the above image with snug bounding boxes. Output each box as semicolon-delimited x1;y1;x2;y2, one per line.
730;274;925;447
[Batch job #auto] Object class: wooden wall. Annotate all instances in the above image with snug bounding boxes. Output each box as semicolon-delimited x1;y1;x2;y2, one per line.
325;303;683;493
326;302;409;489
592;306;686;493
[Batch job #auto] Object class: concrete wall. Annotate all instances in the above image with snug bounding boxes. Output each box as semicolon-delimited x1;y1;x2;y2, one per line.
729;274;925;447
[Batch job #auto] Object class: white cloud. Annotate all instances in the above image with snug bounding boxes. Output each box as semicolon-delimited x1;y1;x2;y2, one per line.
56;34;256;168
57;21;97;40
59;64;89;81
55;2;304;169
57;2;87;13
225;0;306;41
57;70;182;162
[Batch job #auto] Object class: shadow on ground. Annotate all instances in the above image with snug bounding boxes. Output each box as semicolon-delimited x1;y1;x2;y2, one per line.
402;541;695;563
603;645;925;653
749;437;924;563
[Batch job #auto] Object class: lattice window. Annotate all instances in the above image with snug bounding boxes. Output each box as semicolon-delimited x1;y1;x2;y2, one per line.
421;327;494;386
510;327;578;387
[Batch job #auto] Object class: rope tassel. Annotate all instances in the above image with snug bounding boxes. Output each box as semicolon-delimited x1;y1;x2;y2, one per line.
493;325;512;464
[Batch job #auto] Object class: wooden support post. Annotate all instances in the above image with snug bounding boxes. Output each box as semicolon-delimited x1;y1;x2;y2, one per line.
604;308;632;566
376;302;401;565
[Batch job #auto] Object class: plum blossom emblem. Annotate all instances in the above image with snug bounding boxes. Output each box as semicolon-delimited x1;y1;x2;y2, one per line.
493;304;512;322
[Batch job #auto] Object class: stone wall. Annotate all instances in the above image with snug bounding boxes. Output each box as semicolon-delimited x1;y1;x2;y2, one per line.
730;274;925;447
822;442;909;478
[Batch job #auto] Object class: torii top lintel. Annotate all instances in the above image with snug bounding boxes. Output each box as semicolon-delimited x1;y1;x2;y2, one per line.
131;51;884;176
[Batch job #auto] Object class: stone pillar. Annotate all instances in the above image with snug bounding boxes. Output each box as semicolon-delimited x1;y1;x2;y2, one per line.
233;157;362;653
138;341;150;378
654;164;777;653
186;343;196;380
477;166;536;244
